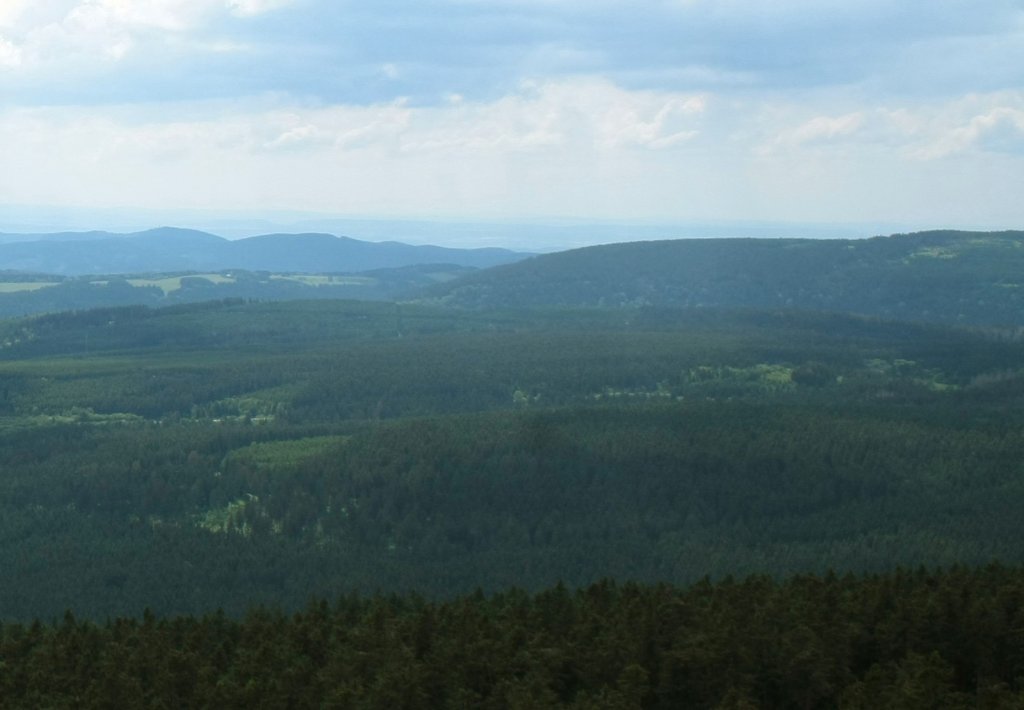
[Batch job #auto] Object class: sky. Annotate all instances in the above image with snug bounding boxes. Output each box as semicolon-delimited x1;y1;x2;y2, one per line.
0;0;1023;245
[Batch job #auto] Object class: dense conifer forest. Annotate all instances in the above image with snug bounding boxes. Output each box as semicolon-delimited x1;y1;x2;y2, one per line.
3;567;1024;707
0;298;1022;617
423;230;1024;326
1;231;1024;705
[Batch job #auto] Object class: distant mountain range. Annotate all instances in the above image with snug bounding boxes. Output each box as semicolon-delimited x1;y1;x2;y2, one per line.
2;228;1023;328
0;227;528;275
420;230;1024;327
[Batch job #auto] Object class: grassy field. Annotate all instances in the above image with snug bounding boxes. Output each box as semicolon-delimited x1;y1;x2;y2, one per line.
126;274;236;294
0;281;60;293
270;274;376;287
225;435;350;469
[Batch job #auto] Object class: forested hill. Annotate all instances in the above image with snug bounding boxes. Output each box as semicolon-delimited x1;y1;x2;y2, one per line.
0;227;527;275
419;230;1024;327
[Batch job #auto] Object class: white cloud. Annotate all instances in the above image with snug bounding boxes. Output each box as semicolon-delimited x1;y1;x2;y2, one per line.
0;0;31;27
596;94;705;149
1;82;1022;227
778;112;865;147
755;93;1024;166
0;35;23;67
974;109;1024;154
881;92;1024;160
397;79;705;153
0;0;292;74
920;106;1024;159
86;0;214;31
225;0;297;17
0;79;707;218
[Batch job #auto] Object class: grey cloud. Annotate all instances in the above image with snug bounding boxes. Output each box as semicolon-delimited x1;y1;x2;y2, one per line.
226;0;1024;101
975;112;1024;154
2;0;1021;107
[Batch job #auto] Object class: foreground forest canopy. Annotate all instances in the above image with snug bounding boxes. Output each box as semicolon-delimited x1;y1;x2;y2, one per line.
0;297;1023;620
3;567;1024;708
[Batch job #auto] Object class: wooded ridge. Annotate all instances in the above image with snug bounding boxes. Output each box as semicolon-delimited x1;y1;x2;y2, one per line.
421;230;1024;326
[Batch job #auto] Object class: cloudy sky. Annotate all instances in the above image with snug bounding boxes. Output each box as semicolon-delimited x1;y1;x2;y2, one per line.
1;0;1022;242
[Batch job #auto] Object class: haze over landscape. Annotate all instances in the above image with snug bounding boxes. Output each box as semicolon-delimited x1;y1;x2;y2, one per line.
3;2;1024;707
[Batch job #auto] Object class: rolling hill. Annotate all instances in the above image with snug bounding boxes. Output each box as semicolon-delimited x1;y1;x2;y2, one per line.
418;230;1024;327
0;227;528;275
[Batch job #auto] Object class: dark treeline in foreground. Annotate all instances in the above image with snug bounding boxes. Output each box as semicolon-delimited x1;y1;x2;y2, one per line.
3;566;1024;708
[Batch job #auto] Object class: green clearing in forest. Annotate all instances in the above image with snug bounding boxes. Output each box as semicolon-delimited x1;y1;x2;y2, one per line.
126;274;236;294
0;281;60;293
271;274;376;287
225;435;349;470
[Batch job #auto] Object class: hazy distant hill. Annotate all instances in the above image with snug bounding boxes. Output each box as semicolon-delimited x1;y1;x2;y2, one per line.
0;263;476;319
419;230;1024;327
0;227;528;275
0;230;126;244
